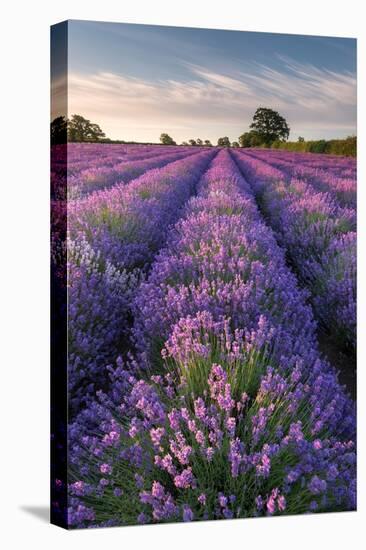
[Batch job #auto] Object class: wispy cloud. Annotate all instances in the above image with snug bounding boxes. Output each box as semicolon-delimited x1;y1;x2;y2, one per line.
67;57;356;142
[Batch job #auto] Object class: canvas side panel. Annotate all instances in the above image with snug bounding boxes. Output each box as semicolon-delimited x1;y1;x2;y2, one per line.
50;20;68;529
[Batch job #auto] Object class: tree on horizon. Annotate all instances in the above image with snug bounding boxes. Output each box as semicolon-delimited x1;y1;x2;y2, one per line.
68;114;106;142
160;133;176;145
217;136;231;147
250;107;290;145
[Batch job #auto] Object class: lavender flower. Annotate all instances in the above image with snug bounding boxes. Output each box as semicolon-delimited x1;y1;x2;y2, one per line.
65;148;356;529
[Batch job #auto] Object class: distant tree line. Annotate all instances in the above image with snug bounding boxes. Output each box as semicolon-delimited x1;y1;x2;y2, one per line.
162;108;291;149
53;111;355;157
162;107;354;156
180;139;213;147
53;109;288;148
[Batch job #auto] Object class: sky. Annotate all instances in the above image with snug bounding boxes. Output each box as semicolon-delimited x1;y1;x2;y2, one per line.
52;20;357;143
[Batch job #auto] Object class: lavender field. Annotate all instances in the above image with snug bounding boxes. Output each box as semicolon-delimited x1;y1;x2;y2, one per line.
52;143;356;527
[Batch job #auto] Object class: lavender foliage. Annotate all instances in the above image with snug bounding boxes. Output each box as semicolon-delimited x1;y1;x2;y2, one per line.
231;150;356;352
66;149;356;528
67;148;217;412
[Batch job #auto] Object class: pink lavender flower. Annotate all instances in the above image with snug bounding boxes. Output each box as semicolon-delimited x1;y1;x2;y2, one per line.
103;430;120;446
69;481;85;496
168;409;181;431
151;481;165;500
150;427;165;448
100;463;112;475
195;430;205;445
174;467;196;489
277;495;286;512
198;493;206;505
266;495;276;515
208;365;235;412
226;417;236;437
256;454;271;478
194;397;207;420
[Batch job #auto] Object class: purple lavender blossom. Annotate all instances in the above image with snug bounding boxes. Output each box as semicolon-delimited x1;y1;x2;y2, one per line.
65;148;356;529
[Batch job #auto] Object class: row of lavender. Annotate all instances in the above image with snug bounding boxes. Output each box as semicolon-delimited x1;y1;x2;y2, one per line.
65;143;192;173
246;149;356;208
67;150;356;527
52;144;201;200
267;150;356;180
67;143;176;167
265;150;356;179
231;150;356;353
68;146;201;199
66;148;217;413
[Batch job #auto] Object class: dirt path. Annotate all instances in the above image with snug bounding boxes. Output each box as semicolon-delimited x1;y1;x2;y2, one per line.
317;331;356;401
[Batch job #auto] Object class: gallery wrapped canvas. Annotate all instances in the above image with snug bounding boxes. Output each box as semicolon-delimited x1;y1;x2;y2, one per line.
51;20;356;529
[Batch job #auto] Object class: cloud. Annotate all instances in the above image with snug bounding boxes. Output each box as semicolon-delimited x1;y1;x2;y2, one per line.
67;57;356;142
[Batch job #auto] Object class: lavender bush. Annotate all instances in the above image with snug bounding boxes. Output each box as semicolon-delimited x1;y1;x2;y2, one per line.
66;150;356;528
66;149;216;413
